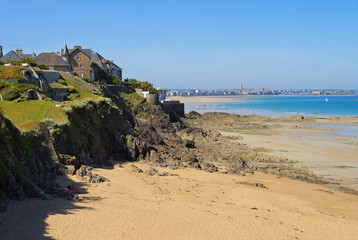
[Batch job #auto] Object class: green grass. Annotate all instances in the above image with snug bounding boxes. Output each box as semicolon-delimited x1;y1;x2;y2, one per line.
0;66;25;79
63;78;97;101
119;92;144;112
0;101;68;130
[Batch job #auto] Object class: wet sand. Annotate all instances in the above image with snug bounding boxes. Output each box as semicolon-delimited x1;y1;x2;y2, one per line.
0;163;357;240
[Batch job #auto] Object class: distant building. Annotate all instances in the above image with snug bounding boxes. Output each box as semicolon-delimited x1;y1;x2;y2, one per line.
61;45;122;81
35;52;72;72
1;48;36;62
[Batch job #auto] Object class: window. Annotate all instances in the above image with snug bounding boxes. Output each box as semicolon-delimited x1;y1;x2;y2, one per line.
80;63;84;68
80;72;84;78
76;54;80;60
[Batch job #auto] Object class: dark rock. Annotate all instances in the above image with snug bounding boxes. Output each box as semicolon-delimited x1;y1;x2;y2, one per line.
202;163;218;173
10;187;26;201
183;139;195;148
61;165;75;175
76;165;109;183
239;181;268;189
158;171;169;176
0;198;10;213
186;111;201;119
129;164;143;173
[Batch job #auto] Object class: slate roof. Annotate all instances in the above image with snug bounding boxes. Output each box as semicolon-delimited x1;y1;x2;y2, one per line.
1;51;22;61
35;53;71;66
22;54;35;59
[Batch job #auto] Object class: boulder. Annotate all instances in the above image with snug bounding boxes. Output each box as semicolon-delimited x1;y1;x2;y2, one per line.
129;164;143;173
183;139;195;148
145;167;158;176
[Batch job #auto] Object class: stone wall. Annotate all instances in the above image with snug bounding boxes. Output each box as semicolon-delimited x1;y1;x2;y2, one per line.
161;101;185;122
69;49;91;79
146;94;159;105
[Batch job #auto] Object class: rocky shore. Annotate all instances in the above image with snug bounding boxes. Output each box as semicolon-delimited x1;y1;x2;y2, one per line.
1;94;358;239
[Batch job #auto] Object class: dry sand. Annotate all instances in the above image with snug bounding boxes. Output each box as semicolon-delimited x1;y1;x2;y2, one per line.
1;162;358;240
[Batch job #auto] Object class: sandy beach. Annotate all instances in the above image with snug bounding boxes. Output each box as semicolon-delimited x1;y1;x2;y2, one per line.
1;101;358;239
0;162;357;240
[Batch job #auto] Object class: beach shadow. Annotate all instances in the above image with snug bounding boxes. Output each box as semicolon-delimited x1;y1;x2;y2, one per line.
0;175;103;240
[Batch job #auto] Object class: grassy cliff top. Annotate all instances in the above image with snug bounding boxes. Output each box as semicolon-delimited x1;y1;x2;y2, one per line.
0;66;25;79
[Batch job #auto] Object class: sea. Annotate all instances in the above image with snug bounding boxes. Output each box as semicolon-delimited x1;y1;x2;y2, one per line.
185;95;358;117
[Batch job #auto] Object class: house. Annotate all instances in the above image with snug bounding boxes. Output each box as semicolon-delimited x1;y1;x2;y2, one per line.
105;60;122;79
35;52;72;72
61;45;122;81
1;48;36;62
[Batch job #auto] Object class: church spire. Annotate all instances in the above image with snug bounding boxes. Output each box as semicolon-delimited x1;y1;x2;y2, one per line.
63;44;69;56
62;44;70;62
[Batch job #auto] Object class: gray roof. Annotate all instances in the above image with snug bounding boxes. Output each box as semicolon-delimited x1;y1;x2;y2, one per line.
63;44;69;56
1;50;21;61
106;61;122;70
35;53;71;66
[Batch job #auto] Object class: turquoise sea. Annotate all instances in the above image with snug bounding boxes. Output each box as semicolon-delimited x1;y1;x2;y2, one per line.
185;96;358;117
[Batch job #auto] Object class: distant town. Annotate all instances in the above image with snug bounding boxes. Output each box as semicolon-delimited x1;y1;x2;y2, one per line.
167;85;356;97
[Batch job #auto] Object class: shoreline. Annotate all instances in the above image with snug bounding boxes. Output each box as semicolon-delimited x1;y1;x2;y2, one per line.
184;112;358;191
167;95;358;117
167;94;357;104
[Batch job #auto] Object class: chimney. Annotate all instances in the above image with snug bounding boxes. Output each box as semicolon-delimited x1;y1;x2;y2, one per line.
32;52;36;58
74;45;82;49
101;58;106;63
16;48;23;57
109;60;113;63
0;45;3;58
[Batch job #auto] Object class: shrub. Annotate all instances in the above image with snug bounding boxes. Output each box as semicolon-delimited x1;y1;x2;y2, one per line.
113;79;121;85
57;79;67;85
67;85;76;93
82;77;93;83
38;64;48;70
0;60;4;65
2;88;20;101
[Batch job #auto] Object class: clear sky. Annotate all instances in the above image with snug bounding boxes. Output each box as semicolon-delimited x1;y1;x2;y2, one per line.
1;0;357;89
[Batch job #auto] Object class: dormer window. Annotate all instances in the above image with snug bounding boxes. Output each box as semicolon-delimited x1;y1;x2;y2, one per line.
80;63;84;68
76;54;80;60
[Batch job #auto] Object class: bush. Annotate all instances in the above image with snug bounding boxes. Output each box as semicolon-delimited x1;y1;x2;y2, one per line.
57;79;67;85
2;88;20;101
123;79;158;94
5;58;37;67
113;79;121;85
0;60;4;65
82;77;93;83
67;85;76;93
38;64;48;70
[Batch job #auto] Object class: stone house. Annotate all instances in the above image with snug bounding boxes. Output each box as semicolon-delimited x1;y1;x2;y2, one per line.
35;52;72;72
61;45;122;81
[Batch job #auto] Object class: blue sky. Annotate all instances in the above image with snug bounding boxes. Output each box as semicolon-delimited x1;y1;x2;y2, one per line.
1;0;357;89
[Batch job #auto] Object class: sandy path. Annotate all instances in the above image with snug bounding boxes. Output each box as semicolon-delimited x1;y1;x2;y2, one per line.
1;163;357;240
